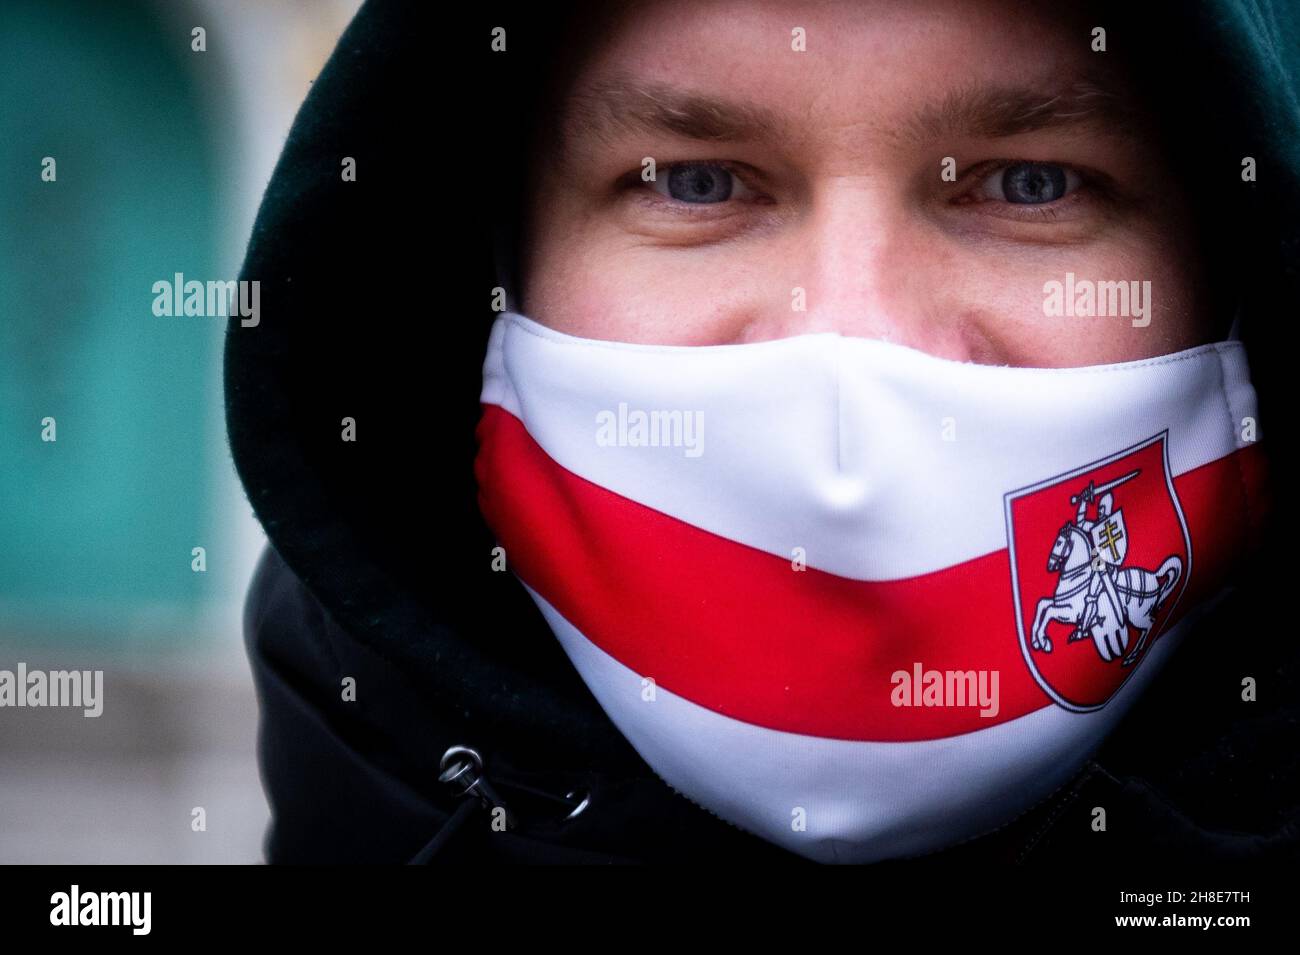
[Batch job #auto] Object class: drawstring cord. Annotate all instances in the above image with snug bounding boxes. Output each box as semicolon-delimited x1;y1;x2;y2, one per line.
407;744;590;864
408;797;480;864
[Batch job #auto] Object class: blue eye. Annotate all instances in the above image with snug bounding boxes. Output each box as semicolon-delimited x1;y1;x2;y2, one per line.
993;162;1079;204
653;162;740;203
668;163;731;202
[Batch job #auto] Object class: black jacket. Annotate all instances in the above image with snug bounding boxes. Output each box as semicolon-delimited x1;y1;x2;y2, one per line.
225;0;1300;864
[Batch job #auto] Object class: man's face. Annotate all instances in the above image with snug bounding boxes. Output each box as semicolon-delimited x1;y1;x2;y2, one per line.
519;0;1218;366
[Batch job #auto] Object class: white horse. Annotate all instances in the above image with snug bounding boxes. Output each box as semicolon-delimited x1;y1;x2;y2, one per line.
1030;521;1182;667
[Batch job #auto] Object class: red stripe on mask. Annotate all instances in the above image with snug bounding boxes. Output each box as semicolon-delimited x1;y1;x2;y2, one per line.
475;403;1269;741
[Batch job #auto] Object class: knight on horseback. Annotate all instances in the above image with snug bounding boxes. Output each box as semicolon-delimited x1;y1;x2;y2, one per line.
1028;467;1183;667
1072;482;1122;646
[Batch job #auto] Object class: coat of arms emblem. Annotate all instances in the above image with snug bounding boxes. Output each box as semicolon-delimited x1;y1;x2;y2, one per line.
1005;432;1192;712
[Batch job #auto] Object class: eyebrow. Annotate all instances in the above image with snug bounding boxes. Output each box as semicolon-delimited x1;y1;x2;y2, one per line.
557;71;1139;156
560;74;790;152
908;75;1138;141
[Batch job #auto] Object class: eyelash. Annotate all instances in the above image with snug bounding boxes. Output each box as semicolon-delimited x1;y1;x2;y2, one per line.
624;161;768;218
950;159;1099;222
627;159;1104;222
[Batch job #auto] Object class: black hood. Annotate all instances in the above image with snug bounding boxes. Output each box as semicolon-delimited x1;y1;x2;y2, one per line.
224;0;639;769
225;0;1300;863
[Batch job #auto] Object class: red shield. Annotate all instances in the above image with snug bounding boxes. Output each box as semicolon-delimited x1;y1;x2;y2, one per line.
1004;432;1192;712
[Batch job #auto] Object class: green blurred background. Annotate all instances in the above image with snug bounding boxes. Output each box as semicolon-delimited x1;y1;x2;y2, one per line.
1;0;223;643
0;0;363;862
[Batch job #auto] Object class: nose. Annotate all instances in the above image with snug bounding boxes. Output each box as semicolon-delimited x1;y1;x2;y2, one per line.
730;178;983;361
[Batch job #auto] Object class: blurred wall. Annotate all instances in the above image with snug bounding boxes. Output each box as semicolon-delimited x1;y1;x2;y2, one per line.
0;0;364;863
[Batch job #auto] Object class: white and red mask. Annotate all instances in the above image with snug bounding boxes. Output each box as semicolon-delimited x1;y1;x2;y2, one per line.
474;310;1270;864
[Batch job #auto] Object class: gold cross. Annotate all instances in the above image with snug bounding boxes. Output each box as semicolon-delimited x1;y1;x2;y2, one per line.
1097;519;1124;561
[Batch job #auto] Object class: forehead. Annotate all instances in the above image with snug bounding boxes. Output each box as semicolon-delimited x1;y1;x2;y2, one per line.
560;0;1110;144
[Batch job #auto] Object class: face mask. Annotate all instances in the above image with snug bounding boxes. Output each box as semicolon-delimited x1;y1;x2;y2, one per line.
474;310;1269;864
